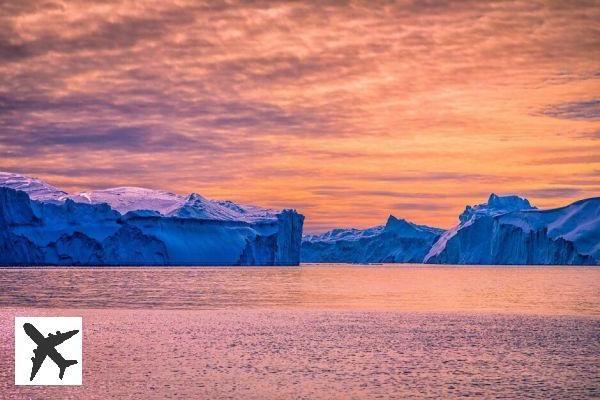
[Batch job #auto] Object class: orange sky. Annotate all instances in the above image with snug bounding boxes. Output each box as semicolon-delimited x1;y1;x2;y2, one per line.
1;1;599;232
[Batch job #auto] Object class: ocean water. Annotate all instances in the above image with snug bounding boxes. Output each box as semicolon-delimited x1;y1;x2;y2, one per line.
0;265;598;399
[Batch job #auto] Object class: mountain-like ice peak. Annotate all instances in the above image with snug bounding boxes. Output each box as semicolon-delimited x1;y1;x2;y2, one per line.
169;192;278;222
384;216;420;234
487;193;532;209
385;215;409;227
0;172;68;202
185;192;208;202
459;193;535;223
384;215;445;238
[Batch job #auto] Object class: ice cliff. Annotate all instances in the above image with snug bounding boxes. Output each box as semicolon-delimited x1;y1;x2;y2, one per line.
302;215;444;263
424;194;600;265
0;173;304;266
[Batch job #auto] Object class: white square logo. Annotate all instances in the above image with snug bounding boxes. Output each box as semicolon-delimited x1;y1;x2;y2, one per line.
15;317;82;385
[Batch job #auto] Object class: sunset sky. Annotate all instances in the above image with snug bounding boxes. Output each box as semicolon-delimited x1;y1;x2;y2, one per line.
1;0;599;232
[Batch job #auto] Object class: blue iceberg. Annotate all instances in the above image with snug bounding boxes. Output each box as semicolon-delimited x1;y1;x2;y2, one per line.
0;173;303;266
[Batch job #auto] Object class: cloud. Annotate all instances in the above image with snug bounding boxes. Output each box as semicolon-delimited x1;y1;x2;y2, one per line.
552;170;600;187
531;155;600;165
1;0;598;230
523;187;583;199
580;129;600;139
0;121;238;157
348;172;514;184
308;186;491;200
391;202;449;211
542;99;600;120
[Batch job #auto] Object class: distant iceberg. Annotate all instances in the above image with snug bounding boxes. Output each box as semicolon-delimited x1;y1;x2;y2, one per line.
0;172;304;266
302;215;444;263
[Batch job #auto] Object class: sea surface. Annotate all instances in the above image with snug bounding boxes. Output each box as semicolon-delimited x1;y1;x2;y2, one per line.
0;265;598;399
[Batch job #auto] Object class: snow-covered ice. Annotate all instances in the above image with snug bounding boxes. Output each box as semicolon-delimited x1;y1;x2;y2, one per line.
0;173;303;266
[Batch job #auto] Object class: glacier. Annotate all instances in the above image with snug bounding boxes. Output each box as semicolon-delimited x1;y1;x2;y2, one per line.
424;194;600;265
302;215;444;263
0;173;304;266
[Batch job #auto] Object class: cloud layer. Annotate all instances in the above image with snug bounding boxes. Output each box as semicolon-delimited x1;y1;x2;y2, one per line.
1;0;599;231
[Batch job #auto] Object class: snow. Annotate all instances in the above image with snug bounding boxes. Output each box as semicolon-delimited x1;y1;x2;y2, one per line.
0;172;279;223
0;172;68;202
69;187;183;215
168;193;278;222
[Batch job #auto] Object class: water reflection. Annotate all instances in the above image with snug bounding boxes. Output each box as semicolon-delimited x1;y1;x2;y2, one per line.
0;265;598;315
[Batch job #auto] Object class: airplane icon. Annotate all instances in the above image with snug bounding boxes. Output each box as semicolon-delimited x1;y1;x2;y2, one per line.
23;323;79;381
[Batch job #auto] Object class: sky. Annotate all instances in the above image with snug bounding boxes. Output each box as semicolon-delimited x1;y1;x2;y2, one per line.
1;0;599;232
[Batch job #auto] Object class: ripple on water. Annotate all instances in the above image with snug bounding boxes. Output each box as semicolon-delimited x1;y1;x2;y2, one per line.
0;265;598;399
0;310;598;399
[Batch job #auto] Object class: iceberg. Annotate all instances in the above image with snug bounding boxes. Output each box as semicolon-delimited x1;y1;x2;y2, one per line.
302;215;444;263
0;173;304;266
424;194;600;265
303;193;599;265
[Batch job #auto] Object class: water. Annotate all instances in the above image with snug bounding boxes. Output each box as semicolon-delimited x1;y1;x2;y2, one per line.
0;265;598;399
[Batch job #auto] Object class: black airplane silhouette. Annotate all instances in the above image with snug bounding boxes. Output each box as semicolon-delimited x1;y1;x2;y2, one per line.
23;323;79;381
